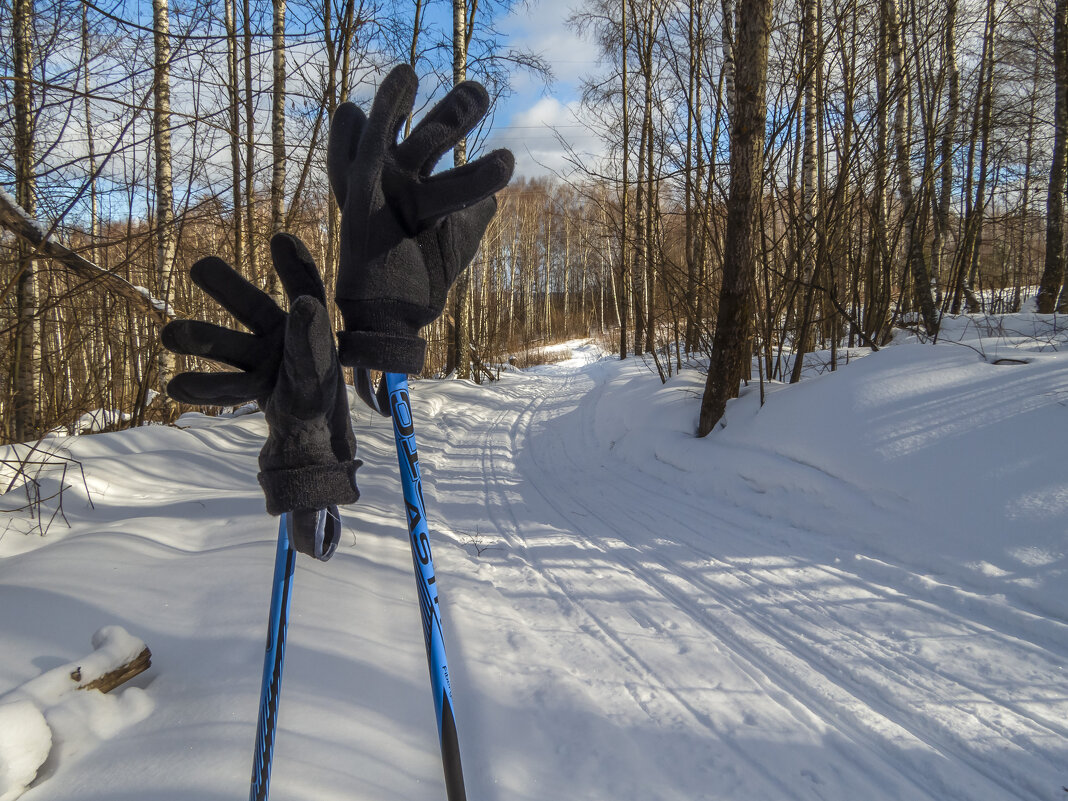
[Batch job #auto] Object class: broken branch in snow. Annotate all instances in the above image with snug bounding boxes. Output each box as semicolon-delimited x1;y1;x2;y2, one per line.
71;645;152;694
0;187;174;326
0;626;153;800
11;626;152;707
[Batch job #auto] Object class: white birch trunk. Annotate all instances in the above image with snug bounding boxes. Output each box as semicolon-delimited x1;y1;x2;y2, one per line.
12;0;40;440
268;0;287;302
153;0;177;404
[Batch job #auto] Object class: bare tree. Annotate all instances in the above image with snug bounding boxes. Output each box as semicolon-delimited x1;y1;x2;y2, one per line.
931;0;959;303
1038;0;1068;312
789;0;820;383
268;0;287;301
885;0;938;335
152;0;177;412
446;0;473;377
948;0;997;314
11;0;40;440
225;0;245;273
620;0;631;358
242;0;259;286
697;0;771;436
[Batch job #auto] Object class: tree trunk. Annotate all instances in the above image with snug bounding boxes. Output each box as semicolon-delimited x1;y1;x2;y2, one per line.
697;0;770;436
644;71;656;355
641;0;656;356
931;0;958;300
789;0;819;384
619;0;630;359
563;216;571;326
684;0;697;353
629;0;649;357
405;0;425;135
885;0;938;335
323;0;357;294
242;0;258;285
448;0;472;378
153;0;177;407
720;0;734;121
225;0;244;271
1016;33;1042;312
950;0;995;314
544;205;553;338
1038;0;1068;313
963;0;996;313
868;6;890;345
12;0;40;441
268;0;287;302
82;0;99;267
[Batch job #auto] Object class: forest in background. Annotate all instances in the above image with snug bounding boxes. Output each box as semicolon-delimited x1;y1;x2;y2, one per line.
0;0;1065;442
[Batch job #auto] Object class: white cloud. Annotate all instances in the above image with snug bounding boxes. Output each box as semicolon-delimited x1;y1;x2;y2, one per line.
499;0;605;88
487;96;608;179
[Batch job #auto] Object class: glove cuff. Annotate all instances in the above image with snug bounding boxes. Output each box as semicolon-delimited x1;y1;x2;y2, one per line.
337;329;427;374
258;459;362;516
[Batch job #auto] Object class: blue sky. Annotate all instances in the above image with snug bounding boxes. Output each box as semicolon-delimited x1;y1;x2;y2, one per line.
478;0;606;178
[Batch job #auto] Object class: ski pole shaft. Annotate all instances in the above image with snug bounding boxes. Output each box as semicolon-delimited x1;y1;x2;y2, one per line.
385;372;467;801
249;513;296;801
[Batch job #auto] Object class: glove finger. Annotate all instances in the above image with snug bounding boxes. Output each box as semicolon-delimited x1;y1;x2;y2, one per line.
161;319;261;371
359;64;418;165
279;296;338;409
395;80;490;175
271;233;326;306
191;256;285;335
327;101;366;205
440;194;499;288
416;149;513;225
166;370;268;407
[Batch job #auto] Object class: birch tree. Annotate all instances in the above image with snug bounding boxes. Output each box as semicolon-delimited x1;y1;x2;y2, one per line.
152;0;178;410
447;0;472;377
11;0;40;440
225;0;244;273
268;0;286;301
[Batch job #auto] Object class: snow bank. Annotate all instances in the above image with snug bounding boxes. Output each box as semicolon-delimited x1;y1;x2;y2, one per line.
0;627;154;800
0;314;1064;800
589;319;1068;629
0;700;50;801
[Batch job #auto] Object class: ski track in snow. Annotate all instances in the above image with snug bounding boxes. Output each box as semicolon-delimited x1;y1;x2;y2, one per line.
438;347;1067;801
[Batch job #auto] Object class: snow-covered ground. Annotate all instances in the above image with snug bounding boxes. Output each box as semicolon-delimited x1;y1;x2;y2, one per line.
1;314;1066;800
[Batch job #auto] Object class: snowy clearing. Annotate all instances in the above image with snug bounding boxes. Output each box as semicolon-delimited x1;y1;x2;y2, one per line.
1;316;1066;800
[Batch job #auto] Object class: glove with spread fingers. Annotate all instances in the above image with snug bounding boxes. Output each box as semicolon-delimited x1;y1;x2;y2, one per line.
161;233;359;560
327;63;515;374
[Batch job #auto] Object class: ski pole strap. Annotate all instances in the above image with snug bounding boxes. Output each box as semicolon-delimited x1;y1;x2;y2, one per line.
287;507;340;561
250;514;296;801
384;373;467;801
355;368;391;416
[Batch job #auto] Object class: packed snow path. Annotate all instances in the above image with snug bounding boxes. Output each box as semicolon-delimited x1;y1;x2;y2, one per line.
423;346;1067;801
2;332;1066;800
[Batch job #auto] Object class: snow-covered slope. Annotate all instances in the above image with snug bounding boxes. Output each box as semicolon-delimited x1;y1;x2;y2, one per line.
1;317;1066;800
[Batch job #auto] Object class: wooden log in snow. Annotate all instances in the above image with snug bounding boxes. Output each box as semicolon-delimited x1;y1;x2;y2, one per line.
10;625;154;706
71;646;152;694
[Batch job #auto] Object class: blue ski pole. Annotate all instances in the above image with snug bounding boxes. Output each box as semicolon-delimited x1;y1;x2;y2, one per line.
385;372;467;801
249;513;297;801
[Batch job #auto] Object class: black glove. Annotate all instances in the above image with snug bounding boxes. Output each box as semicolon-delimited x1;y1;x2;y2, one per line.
327;63;514;374
161;233;360;560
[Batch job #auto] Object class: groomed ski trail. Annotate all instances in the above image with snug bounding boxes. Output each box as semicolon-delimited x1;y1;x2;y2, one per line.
421;345;1068;801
